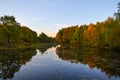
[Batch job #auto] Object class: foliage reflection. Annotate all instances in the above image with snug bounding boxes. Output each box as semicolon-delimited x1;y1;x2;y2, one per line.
0;49;36;79
56;45;120;78
38;44;57;53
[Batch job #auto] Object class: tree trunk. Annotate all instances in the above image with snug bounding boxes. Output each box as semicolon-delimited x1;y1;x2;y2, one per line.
7;34;10;47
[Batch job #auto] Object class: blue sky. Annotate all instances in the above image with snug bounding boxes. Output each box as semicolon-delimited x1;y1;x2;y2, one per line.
0;0;119;37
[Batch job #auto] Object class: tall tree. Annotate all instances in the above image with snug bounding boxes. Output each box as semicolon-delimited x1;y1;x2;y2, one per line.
0;15;20;46
114;2;120;21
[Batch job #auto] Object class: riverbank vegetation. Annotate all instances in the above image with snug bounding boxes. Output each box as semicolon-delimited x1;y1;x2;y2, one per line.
56;2;120;50
1;2;120;51
0;15;55;50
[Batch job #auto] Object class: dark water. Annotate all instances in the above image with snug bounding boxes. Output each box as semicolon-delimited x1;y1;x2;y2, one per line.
0;45;120;80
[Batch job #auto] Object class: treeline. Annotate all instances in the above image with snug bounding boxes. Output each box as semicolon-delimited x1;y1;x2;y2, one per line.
0;15;55;47
56;2;120;48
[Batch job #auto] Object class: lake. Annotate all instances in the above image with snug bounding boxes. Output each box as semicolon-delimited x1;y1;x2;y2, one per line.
0;45;120;80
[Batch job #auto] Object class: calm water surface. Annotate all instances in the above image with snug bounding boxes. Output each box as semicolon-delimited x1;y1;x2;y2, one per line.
0;45;120;80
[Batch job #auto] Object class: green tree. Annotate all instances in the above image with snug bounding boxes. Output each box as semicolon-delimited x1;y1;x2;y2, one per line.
114;2;120;21
32;31;38;42
38;32;50;42
38;32;55;43
20;26;34;43
0;15;20;46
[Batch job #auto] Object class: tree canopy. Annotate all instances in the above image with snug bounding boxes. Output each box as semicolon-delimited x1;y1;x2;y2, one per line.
0;15;20;46
56;2;120;48
0;15;55;47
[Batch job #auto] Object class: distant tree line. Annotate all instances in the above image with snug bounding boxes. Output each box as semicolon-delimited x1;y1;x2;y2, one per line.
0;15;55;47
38;32;55;43
56;2;120;48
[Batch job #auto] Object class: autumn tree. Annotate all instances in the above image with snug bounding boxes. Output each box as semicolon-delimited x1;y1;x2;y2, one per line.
56;18;120;48
56;29;63;43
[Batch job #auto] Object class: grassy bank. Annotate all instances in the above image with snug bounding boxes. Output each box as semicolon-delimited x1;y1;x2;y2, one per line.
0;43;39;51
0;43;57;51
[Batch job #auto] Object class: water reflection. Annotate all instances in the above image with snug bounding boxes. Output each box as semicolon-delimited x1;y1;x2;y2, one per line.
56;46;120;78
0;44;55;80
38;44;56;54
0;49;36;80
0;45;120;80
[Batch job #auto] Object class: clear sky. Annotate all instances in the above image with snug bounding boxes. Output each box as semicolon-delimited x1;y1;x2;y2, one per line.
0;0;119;37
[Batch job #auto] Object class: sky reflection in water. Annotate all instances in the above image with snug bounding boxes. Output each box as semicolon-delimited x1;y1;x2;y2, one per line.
0;46;119;80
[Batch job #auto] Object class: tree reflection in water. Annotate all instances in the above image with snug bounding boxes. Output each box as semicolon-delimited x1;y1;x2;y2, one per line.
0;44;119;80
38;44;56;54
0;44;56;80
56;46;120;78
0;49;36;80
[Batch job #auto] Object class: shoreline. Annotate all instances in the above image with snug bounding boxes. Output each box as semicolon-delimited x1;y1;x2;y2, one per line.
0;43;57;51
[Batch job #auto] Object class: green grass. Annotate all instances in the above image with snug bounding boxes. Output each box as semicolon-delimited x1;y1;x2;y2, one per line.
0;43;40;51
0;42;57;51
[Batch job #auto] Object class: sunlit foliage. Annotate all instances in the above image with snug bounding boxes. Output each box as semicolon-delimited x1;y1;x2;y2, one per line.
56;2;120;48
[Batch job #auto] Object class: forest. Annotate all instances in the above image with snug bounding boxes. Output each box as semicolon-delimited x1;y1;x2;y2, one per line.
0;16;55;50
0;2;120;51
56;2;120;49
